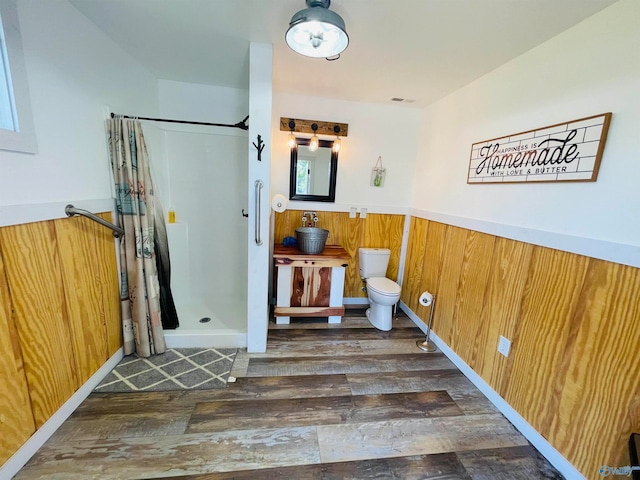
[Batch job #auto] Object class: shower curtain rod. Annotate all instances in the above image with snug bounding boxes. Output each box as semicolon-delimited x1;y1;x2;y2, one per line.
110;112;249;131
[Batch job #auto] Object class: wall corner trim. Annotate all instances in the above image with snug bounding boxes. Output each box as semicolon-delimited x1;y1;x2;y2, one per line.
400;301;586;480
409;209;640;268
0;348;124;479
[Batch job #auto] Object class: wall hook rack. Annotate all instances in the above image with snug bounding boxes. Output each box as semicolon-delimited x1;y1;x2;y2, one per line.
253;135;265;161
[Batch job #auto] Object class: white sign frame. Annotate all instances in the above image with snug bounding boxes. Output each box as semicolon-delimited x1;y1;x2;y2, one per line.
468;113;611;184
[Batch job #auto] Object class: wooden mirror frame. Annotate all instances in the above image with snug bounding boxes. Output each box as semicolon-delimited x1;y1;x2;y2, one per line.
289;137;338;202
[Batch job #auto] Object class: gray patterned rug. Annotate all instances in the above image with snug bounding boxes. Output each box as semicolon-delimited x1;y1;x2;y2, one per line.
95;348;237;392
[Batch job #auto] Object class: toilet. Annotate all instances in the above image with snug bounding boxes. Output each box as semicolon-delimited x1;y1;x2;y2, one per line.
358;248;402;331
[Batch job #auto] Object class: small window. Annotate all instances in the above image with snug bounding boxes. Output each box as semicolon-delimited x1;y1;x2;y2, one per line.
296;159;311;195
0;30;18;131
0;0;37;153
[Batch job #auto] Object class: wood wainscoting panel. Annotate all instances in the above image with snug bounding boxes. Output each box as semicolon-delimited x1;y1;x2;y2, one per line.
321;211;362;297
475;237;533;393
415;221;447;322
55;215;109;385
399;217;428;313
403;215;640;477
502;247;589;438
95;213;121;357
362;214;405;282
430;226;468;347
0;221;79;428
548;259;640;475
273;210;404;299
449;230;496;368
0;249;36;465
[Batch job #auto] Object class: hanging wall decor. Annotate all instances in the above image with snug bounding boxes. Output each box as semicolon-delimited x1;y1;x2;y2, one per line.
468;112;612;184
370;156;386;187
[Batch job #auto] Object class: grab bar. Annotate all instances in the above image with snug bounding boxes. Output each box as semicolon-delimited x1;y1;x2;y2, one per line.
254;180;263;246
65;204;125;238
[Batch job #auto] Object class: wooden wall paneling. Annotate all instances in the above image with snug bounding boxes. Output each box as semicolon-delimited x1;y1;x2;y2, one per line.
400;217;640;478
386;215;406;283
431;226;468;346
359;214;403;283
620;390;640;467
317;211;342;246
399;217;428;313
547;259;640;476
96;213;122;356
415;221;448;323
362;214;390;250
449;231;496;368
0;248;35;465
474;237;534;393
273;211;404;299
0;221;79;428
501;247;589;438
325;213;362;297
273;209;292;244
54;216;109;385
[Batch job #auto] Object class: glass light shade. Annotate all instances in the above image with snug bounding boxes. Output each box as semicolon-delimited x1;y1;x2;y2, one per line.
285;3;349;58
332;136;341;153
309;134;319;152
287;132;297;148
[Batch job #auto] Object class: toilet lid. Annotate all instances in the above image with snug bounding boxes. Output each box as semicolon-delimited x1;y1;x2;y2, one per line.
367;277;401;295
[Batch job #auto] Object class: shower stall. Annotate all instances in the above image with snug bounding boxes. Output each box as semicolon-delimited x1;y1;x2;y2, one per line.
146;123;249;348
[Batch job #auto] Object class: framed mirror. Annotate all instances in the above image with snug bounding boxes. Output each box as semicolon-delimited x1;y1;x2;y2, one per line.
289;137;338;202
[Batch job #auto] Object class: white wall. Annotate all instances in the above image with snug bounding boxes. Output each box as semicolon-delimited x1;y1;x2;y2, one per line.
412;0;640;251
272;93;421;213
0;0;158;211
152;80;249;309
158;79;249;126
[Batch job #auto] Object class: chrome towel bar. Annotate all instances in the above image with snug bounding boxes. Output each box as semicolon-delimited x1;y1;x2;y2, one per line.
65;204;125;238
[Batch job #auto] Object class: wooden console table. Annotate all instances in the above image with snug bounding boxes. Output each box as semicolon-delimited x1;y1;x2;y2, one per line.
273;245;350;325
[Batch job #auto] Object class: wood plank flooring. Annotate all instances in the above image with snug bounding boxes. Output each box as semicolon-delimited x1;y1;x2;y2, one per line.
14;308;564;479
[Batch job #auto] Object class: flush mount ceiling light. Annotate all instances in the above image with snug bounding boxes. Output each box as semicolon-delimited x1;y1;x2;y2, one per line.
285;0;349;59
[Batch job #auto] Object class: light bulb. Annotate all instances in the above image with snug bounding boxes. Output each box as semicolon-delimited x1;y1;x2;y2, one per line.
288;132;296;148
309;134;319;152
332;136;341;153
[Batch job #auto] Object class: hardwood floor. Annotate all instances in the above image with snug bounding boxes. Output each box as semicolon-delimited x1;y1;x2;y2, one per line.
14;309;563;479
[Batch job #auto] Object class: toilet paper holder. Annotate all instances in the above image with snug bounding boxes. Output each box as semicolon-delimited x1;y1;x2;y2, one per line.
417;293;437;352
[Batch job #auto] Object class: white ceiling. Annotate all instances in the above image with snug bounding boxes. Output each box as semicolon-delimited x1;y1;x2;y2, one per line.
69;0;619;108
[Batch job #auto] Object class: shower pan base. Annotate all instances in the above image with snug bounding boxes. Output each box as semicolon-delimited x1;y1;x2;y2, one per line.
164;300;247;349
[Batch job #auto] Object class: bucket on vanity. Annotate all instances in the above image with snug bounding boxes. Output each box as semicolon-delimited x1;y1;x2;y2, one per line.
295;227;329;254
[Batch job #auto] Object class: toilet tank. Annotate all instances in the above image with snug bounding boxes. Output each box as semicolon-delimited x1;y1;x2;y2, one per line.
358;248;391;278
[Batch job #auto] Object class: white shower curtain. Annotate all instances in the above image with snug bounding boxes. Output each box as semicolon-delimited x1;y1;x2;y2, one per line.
107;117;166;357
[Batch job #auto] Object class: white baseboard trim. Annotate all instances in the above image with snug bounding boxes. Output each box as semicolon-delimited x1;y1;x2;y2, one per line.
343;297;369;305
399;301;585;480
0;348;124;480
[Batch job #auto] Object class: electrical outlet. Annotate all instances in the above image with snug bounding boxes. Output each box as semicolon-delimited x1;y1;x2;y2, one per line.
497;335;511;357
349;207;357;218
360;208;367;218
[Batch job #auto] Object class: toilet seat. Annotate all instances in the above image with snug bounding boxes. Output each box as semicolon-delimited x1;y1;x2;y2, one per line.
367;277;401;296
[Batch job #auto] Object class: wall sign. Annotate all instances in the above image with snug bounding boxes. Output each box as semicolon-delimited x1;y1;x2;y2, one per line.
468;113;611;184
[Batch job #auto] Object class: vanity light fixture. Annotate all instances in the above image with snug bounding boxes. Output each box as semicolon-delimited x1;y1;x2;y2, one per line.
285;0;349;59
332;125;341;153
287;120;297;148
309;123;319;152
